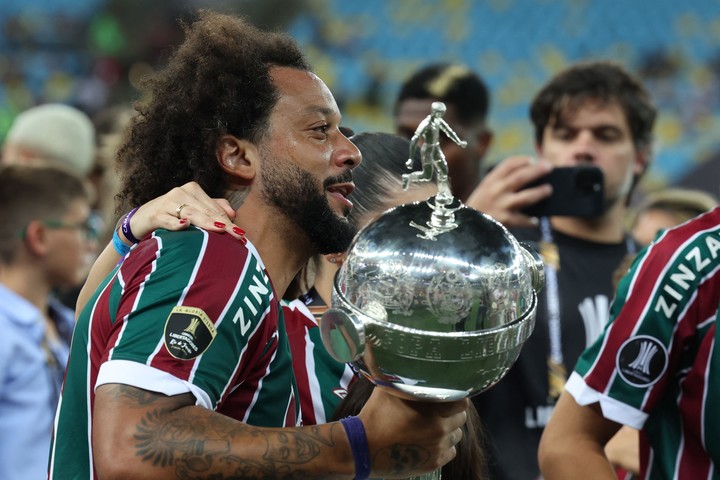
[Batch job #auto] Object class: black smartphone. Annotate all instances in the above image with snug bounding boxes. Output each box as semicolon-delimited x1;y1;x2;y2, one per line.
520;165;604;218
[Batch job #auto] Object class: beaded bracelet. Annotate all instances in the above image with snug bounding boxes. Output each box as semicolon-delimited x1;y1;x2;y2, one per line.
121;207;141;244
340;416;371;480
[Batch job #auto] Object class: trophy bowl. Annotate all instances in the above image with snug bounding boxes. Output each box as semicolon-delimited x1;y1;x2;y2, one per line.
320;199;544;401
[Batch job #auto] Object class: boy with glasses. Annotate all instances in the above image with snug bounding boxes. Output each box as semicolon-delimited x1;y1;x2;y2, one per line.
0;164;93;479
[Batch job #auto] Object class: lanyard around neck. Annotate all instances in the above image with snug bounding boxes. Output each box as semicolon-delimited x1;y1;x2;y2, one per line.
539;217;636;399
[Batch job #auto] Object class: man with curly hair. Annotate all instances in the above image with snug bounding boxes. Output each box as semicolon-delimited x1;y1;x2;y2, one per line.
49;11;468;480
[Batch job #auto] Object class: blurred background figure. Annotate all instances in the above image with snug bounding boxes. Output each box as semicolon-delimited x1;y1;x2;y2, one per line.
394;63;493;203
1;103;101;296
472;60;657;480
1;102;131;309
629;187;719;246
394;62;554;226
1;0;719;203
0;164;93;479
2;103;96;176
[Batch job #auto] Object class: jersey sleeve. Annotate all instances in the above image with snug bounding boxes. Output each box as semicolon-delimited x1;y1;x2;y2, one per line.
96;228;278;409
567;217;720;429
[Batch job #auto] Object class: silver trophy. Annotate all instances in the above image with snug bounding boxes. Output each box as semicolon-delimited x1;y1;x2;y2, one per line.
321;102;544;402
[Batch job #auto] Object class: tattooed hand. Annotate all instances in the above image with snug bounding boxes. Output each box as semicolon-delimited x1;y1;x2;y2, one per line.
358;388;469;478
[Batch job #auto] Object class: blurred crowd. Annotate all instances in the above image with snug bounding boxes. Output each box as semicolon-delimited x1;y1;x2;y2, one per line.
3;0;720;194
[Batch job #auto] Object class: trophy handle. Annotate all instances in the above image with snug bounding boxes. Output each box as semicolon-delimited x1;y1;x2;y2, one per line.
320;307;366;363
519;242;545;292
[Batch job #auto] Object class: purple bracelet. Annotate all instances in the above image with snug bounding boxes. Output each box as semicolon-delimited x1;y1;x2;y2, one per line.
121;207;141;244
340;416;371;480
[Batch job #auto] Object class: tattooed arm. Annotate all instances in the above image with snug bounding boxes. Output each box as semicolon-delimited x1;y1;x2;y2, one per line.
93;384;467;479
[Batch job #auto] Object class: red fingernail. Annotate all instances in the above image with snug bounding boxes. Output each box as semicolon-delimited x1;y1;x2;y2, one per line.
233;226;245;235
179;218;188;225
240;236;247;245
214;222;226;228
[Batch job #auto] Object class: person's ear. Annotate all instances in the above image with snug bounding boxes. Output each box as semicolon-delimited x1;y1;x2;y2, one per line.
22;220;50;257
325;252;346;265
216;135;258;185
634;148;650;177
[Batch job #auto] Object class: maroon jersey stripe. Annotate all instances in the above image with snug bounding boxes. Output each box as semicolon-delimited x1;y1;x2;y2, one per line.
217;306;279;418
284;305;317;425
676;323;716;479
113;237;161;337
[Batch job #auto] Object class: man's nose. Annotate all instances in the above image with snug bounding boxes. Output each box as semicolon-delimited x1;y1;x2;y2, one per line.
571;130;596;162
335;131;362;169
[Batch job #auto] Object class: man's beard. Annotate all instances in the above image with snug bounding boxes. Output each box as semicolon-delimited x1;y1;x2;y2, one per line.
260;155;357;254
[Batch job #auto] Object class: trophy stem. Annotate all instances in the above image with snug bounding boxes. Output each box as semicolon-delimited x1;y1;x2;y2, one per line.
430;200;457;230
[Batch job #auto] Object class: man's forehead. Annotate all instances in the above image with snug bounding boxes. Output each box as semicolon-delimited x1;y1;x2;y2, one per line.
551;98;628;127
553;97;623;120
270;66;339;117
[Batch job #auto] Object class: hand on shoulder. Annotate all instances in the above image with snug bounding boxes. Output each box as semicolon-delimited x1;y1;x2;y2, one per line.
126;182;246;242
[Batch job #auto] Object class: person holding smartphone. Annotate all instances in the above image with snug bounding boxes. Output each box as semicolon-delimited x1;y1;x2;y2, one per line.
471;60;658;480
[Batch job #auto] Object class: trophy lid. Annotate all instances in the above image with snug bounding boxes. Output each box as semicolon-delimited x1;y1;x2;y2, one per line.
322;198;544;400
336;200;541;333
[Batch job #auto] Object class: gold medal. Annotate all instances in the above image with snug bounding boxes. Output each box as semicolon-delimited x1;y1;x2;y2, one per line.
539;241;560;271
547;357;567;401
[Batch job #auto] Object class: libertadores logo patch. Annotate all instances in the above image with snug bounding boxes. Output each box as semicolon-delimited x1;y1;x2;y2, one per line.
616;335;668;387
164;306;216;360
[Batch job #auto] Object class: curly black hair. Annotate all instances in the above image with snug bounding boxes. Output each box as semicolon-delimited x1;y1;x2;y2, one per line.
116;10;311;211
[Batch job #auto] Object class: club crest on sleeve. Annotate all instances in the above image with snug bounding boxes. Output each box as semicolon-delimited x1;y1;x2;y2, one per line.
164;306;216;360
615;335;668;387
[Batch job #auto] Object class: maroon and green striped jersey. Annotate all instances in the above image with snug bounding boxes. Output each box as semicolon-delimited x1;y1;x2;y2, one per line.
49;228;297;479
283;299;357;425
568;207;720;479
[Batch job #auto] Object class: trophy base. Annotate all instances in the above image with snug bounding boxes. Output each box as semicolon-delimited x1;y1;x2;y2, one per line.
377;382;469;402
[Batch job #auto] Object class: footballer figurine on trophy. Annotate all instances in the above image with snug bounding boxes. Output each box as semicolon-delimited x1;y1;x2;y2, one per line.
402;101;467;207
402;101;468;239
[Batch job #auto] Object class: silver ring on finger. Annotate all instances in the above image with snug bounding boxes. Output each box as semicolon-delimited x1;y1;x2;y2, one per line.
176;203;188;219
